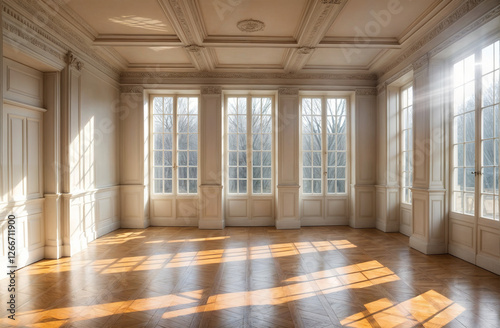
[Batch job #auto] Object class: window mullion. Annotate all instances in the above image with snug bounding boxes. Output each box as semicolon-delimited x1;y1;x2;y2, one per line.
322;97;327;196
173;96;178;196
476;49;482;218
247;96;252;196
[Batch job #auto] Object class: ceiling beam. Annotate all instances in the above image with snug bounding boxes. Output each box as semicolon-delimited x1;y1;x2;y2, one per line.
93;34;400;49
156;0;215;71
94;35;182;47
284;0;348;73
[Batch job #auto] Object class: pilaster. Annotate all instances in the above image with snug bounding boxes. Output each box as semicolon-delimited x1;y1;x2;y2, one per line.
199;86;224;229
119;85;149;228
350;89;377;228
43;72;63;258
376;83;402;232
276;88;300;229
60;52;87;256
410;54;447;254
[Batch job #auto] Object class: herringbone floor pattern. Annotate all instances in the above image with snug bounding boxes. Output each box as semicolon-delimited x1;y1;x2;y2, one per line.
1;226;499;327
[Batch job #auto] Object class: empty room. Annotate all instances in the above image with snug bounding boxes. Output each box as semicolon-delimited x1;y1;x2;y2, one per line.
0;0;500;327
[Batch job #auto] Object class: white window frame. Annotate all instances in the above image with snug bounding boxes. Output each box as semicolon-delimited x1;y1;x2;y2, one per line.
299;96;350;196
400;83;413;205
223;94;276;197
150;94;200;196
449;38;500;225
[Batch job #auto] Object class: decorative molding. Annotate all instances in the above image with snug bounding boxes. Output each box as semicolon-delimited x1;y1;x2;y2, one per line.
2;8;64;63
3;1;120;80
162;0;196;42
377;83;388;95
284;0;346;73
429;4;500;57
297;47;315;55
120;85;144;94
355;88;377;96
278;88;299;96
121;71;377;82
66;51;84;71
412;53;429;72
380;0;490;77
201;86;222;95
184;45;204;53
383;64;413;86
237;19;266;33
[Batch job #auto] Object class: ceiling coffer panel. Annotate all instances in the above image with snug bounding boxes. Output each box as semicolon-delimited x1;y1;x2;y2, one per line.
66;0;175;35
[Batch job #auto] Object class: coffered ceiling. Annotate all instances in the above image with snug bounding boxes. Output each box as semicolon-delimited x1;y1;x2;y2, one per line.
64;0;456;74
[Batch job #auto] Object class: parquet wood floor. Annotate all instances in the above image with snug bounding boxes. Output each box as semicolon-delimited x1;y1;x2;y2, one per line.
1;226;500;327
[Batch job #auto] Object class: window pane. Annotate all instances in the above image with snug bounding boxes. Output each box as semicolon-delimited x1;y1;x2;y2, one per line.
401;85;413;204
480;42;500;220
177;97;199;194
251;97;273;194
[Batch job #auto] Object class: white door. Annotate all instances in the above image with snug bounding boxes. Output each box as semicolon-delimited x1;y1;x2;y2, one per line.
300;97;350;225
224;96;275;226
449;40;500;274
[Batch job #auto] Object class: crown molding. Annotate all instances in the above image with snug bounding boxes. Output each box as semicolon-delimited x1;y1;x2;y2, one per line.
412;53;429;72
120;85;145;94
428;3;500;58
355;88;377;96
379;0;490;78
121;71;377;87
4;1;121;81
278;88;299;96
2;10;65;69
66;51;84;71
201;86;222;95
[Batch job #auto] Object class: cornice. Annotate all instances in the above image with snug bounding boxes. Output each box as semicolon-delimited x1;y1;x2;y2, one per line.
120;85;145;94
121;71;378;84
4;1;120;81
355;88;377;96
380;0;488;77
201;86;222;95
412;53;429;72
278;88;299;96
2;5;65;62
377;83;387;95
428;4;500;57
66;51;84;71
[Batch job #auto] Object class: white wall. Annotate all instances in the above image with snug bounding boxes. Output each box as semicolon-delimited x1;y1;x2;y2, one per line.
0;59;45;270
81;70;120;189
60;61;121;256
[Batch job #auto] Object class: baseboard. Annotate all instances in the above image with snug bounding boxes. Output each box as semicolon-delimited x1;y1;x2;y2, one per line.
301;217;349;226
121;218;150;229
399;224;412;236
476;253;500;275
448;243;475;264
276;218;300;229
97;221;121;237
199;219;225;229
349;217;376;229
376;219;400;232
410;236;447;254
44;245;63;259
151;217;199;227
